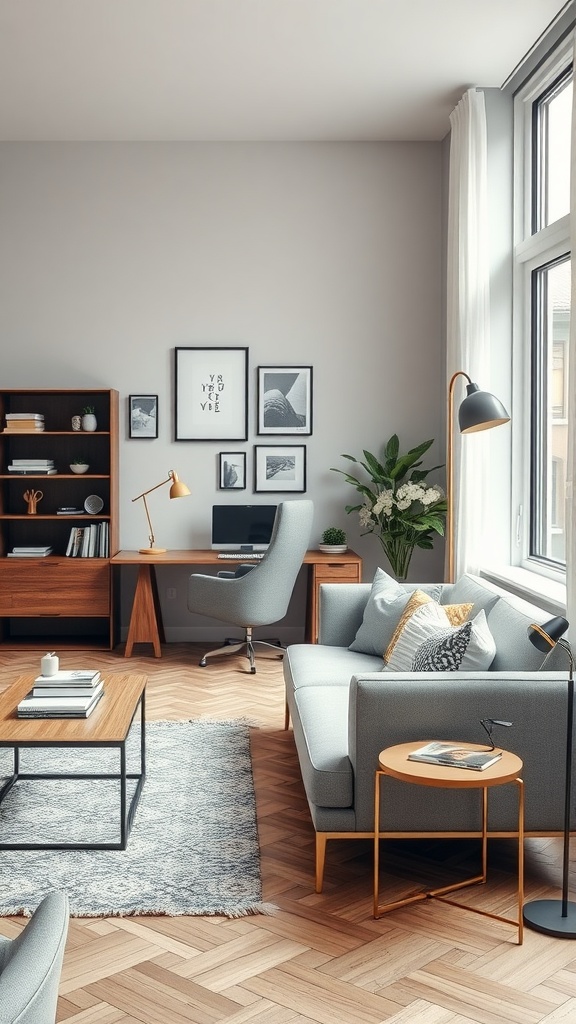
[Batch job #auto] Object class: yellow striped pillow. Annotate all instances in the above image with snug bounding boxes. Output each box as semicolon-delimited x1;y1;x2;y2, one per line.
384;590;473;664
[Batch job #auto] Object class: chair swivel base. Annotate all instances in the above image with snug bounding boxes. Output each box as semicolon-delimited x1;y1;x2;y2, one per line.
199;628;284;673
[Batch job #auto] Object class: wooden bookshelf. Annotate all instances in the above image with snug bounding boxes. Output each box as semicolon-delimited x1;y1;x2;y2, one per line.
0;389;119;648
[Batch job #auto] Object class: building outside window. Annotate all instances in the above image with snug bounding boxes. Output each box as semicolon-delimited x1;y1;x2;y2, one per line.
513;35;573;578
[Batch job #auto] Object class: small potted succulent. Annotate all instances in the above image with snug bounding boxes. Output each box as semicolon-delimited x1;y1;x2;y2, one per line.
319;527;347;554
70;457;89;474
81;406;97;431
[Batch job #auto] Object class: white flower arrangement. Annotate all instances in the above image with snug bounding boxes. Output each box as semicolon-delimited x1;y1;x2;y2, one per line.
332;434;447;579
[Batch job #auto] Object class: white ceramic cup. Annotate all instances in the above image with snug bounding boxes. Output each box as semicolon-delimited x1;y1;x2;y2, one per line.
41;653;59;676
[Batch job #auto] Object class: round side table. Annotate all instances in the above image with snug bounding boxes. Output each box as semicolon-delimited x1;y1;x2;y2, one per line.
373;741;524;944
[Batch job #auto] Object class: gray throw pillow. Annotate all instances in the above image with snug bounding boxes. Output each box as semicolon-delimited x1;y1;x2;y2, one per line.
349;567;442;657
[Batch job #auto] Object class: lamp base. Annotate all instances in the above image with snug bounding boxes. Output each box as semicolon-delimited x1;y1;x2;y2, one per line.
523;899;576;937
139;547;167;555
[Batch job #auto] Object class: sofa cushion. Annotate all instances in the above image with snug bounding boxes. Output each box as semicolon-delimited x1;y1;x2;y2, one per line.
441;573;501;617
292;685;353;807
486;598;561;671
284;643;383;694
349;567;442;656
411;609;496;671
385;601;454;671
385;589;473;663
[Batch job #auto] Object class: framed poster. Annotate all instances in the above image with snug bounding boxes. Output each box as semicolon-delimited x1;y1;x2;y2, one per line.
219;452;246;489
175;347;248;441
254;444;307;493
257;365;313;435
129;395;158;438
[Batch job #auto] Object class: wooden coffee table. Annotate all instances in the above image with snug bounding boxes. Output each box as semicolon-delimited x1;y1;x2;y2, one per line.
0;672;146;851
374;741;525;944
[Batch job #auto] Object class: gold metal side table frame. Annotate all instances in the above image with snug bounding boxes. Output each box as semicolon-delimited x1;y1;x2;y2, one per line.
373;742;525;945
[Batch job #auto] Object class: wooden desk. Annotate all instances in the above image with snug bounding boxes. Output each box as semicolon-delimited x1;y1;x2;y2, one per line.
111;548;362;657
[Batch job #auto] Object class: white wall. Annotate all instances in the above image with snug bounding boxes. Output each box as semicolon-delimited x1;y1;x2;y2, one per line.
0;142;444;639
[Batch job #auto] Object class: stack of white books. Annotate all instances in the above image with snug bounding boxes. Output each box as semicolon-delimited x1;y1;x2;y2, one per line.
8;545;53;558
4;413;45;432
8;459;56;475
17;669;104;718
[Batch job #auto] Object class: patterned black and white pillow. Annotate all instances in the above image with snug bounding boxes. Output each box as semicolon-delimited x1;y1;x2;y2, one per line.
410;611;496;672
412;622;473;671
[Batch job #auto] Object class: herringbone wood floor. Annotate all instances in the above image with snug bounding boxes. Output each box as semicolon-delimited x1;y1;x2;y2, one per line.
1;643;576;1023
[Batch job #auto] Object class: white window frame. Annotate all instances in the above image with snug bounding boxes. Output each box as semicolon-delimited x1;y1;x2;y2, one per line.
511;32;573;586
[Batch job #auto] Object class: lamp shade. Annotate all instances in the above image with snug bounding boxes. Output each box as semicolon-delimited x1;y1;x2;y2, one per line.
169;471;191;499
528;616;569;653
458;383;510;433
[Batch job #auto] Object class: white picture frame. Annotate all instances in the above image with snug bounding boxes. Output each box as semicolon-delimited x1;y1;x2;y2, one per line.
175;347;248;441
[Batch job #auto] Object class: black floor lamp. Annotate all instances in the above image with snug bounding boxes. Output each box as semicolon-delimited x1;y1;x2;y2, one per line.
524;616;576;937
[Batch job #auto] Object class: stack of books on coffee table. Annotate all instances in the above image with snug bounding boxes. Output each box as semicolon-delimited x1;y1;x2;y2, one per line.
17;670;104;718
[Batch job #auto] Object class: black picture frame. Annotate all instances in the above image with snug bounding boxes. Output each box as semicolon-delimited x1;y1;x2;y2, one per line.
128;395;158;439
254;444;307;493
257;365;313;435
219;452;247;490
175;347;248;441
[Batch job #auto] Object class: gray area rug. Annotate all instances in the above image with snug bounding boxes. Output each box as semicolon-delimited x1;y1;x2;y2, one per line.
0;719;270;917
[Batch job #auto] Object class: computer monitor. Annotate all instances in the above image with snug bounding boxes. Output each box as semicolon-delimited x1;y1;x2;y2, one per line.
211;504;277;551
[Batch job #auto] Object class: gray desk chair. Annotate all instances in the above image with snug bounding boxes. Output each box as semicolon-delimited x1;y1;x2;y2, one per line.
0;890;69;1024
188;499;313;673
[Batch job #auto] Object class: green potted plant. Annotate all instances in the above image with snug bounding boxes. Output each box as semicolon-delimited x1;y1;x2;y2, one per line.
319;526;347;554
70;457;89;474
332;434;447;580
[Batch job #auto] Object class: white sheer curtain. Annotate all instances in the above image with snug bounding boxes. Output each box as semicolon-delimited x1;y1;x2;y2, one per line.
446;87;491;580
565;34;576;634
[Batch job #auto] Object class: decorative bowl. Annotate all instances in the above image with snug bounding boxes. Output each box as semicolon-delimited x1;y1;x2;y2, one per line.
70;463;89;474
84;494;104;514
318;544;348;554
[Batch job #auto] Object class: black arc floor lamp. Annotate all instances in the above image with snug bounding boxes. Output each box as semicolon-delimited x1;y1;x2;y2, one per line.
524;616;576;937
446;371;510;583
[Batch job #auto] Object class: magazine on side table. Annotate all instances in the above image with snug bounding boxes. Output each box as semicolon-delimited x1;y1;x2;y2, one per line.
408;741;503;772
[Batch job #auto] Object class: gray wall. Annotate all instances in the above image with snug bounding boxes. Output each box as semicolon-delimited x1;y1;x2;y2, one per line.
0;142;444;640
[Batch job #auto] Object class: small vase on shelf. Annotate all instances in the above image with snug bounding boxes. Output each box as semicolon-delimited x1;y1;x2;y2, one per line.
82;409;97;431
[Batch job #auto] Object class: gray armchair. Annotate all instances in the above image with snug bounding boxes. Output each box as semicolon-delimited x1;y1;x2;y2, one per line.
188;499;313;672
0;890;69;1024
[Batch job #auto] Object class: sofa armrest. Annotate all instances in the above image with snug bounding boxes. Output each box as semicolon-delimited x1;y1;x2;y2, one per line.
318;583;371;647
348;671;570;833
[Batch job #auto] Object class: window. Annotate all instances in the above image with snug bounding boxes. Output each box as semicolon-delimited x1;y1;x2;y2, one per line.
513;36;573;577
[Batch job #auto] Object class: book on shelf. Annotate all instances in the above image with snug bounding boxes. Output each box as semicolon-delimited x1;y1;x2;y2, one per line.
32;679;104;699
407;741;503;772
3;426;45;432
8;554;52;559
12;546;53;553
9;462;54;469
65;523;108;557
34;669;101;684
5;413;45;420
57;508;85;515
17;687;104;719
7;468;57;474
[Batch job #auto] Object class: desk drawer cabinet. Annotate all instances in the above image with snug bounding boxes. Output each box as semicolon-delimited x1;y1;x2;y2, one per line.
309;556;362;643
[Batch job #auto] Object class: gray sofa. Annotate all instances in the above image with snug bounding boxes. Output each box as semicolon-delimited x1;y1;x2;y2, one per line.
284;571;569;891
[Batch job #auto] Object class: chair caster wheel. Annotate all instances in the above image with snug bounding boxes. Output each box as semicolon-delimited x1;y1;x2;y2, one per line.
250;667;256;674
199;658;207;667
